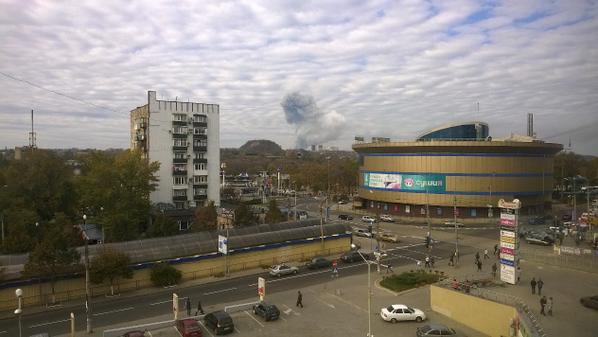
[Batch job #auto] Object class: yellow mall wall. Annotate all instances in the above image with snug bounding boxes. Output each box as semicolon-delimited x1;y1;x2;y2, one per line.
430;285;518;337
0;237;350;311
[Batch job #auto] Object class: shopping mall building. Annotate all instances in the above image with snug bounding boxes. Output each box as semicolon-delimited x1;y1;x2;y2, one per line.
352;122;563;219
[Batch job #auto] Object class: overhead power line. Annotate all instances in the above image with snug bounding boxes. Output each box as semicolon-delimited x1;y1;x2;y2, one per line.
0;71;123;114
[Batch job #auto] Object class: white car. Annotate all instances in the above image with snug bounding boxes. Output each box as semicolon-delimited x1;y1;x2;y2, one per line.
269;264;299;277
379;214;394;222
353;228;372;238
361;215;376;223
380;304;426;323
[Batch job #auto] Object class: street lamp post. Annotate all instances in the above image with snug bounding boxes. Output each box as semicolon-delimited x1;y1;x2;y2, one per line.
319;197;328;251
83;214;92;333
352;244;373;337
15;288;23;337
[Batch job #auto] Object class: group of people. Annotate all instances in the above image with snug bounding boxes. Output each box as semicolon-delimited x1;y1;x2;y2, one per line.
531;277;554;316
184;297;205;316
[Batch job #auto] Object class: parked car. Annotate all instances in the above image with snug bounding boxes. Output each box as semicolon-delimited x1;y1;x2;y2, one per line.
175;319;202;337
269;263;299;277
353;228;372;238
204;311;234;335
442;221;463;228
253;302;280;321
525;233;555;246
380;304;426;323
306;257;333;269
340;250;370;263
580;295;598;310
416;324;458;336
338;200;348;204
379;214;394;222
361;215;376;223
338;214;353;220
376;232;399;243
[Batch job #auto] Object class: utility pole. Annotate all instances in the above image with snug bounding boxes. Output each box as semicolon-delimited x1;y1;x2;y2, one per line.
83;215;92;333
453;196;459;265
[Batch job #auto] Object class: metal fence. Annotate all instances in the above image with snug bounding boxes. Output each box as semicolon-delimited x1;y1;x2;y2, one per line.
437;279;547;337
0;245;347;312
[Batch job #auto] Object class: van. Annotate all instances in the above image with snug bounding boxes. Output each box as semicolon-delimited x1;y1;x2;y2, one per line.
204;311;234;335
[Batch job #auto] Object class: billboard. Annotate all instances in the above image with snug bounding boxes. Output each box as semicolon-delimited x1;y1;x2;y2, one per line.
218;235;228;255
363;172;445;192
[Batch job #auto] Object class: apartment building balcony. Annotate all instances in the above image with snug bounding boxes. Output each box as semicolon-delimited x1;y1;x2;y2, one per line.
193;145;207;152
173;195;188;202
173;157;188;164
193;134;207;140
172;133;188;139
172;120;188;126
193;158;208;164
193;194;208;201
193;183;208;189
172;169;188;176
172;145;188;151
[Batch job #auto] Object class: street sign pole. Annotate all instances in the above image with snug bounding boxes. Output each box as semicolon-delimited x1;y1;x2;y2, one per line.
258;277;265;302
173;293;179;320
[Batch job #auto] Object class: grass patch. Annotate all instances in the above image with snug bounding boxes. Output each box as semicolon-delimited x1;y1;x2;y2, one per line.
380;270;441;292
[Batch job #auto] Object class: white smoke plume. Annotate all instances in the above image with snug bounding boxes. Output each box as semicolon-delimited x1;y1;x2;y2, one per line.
281;92;346;148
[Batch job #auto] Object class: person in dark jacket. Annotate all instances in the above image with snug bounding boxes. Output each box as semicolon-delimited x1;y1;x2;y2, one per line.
540;296;547;315
296;290;303;308
537;278;544;296
185;297;191;316
531;277;537;294
195;300;204;316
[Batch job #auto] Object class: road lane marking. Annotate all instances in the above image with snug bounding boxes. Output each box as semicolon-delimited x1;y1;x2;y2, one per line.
29;319;70;328
203;287;237;295
244;310;265;327
307;289;336;309
197;321;214;337
149;299;172;306
326;293;368;313
93;306;134;316
280;316;287;321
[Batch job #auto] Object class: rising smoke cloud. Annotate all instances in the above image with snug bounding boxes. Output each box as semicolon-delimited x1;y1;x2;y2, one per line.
281;92;346;149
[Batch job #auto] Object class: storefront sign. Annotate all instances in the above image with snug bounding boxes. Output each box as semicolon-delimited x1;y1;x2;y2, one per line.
499;199;520;285
501;236;515;244
363;172;446;192
500;264;516;284
500;258;515;267
500;242;515;250
500;230;515;238
500;253;515;261
500;219;515;226
498;199;521;210
500;213;516;221
501;247;515;255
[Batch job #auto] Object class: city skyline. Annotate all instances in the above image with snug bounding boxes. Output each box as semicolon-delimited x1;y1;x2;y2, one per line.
1;1;597;154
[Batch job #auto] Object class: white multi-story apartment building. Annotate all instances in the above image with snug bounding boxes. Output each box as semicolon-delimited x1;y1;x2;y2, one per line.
130;91;220;209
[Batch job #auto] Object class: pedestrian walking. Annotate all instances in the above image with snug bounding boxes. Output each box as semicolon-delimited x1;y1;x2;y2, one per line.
425;256;431;269
476;259;482;272
493;244;498;255
491;263;497;279
296;290;303;308
449;254;454;267
540;296;547;315
386;262;393;274
430;256;435;268
475;251;480;261
185;297;191;316
416;260;422;269
531;277;537;294
484;249;489;259
537;278;544;296
547;297;553;316
195;299;204;316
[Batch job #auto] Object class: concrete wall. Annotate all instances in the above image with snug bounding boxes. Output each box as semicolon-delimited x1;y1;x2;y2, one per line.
0;237;350;311
430;285;517;337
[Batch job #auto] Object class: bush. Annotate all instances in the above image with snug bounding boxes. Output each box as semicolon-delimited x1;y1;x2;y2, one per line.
150;263;182;287
380;271;440;293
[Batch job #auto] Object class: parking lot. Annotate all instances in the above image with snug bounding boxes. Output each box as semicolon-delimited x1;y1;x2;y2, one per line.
141;271;484;337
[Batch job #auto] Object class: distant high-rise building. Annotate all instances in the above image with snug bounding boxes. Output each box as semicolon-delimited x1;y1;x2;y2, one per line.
130;91;220;209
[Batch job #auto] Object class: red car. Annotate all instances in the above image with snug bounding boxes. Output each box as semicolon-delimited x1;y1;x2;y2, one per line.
176;319;203;337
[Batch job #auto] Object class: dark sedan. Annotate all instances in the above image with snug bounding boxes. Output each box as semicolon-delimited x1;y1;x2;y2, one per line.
580;295;598;310
340;250;370;263
306;257;332;269
253;302;280;321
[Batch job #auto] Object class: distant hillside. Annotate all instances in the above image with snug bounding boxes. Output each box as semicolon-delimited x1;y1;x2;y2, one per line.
239;140;284;156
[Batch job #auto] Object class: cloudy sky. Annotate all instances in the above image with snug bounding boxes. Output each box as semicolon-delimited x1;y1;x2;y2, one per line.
1;0;597;154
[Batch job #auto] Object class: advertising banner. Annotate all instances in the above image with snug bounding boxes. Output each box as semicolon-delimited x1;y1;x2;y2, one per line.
500;241;515;250
501;247;515;255
500;253;515;261
363;172;445;192
500;264;516;284
218;235;228;255
500;230;515;238
500;219;515;227
500;258;515;267
500;213;516;221
258;277;266;301
500;236;515;244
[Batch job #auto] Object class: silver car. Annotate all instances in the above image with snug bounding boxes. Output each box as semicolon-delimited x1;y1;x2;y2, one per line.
269;264;299;277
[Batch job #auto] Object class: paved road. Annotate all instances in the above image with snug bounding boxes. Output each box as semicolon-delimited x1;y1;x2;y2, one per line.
0;238;475;337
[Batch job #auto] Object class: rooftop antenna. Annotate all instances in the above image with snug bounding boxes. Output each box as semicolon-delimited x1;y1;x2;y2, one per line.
28;109;37;150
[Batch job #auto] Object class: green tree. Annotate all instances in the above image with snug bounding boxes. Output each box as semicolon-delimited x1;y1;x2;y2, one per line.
146;213;179;238
150;262;182;287
76;150;159;242
234;203;257;226
193;201;218;232
90;250;133;296
2;206;37;253
265;199;284;224
22;227;81;304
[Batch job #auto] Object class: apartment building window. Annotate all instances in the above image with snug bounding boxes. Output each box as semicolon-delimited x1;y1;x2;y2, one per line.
173;114;187;121
174;152;187;159
173;176;187;185
178;220;190;231
194;187;207;195
193;175;208;184
173;126;188;134
193;139;207;147
193;127;206;135
194;163;206;170
173;139;188;147
193;115;207;123
174;202;185;209
173;189;187;197
173;164;186;172
194;152;205;159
